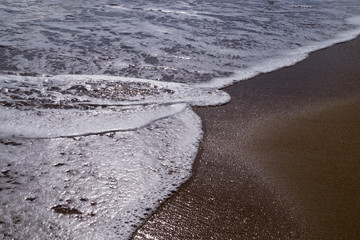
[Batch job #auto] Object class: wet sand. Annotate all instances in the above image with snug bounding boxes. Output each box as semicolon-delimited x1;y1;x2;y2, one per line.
133;37;360;239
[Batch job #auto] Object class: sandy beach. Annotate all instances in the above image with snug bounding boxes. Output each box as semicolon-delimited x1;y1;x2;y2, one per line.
133;36;360;239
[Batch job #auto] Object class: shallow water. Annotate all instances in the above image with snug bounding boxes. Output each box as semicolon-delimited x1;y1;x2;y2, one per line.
0;0;360;239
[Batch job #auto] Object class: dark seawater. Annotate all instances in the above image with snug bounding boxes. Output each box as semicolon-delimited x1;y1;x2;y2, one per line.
0;0;359;239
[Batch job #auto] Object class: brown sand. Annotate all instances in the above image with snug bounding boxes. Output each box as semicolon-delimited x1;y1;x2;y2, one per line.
246;97;360;239
132;37;360;239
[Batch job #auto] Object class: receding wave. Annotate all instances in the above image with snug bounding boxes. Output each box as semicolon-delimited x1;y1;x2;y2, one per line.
1;0;360;239
0;74;229;138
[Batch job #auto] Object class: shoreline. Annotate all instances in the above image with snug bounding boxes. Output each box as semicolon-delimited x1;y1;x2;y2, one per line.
133;36;360;239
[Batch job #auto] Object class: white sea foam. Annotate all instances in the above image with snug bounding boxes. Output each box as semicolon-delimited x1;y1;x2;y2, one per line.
0;103;187;138
0;107;202;239
196;15;360;89
0;74;229;108
0;73;228;238
1;0;359;86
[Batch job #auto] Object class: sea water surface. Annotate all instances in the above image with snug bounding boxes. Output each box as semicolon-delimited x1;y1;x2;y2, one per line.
0;0;360;239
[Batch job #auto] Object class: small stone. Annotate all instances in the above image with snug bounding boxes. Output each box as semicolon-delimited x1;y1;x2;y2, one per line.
51;205;82;215
54;163;65;167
